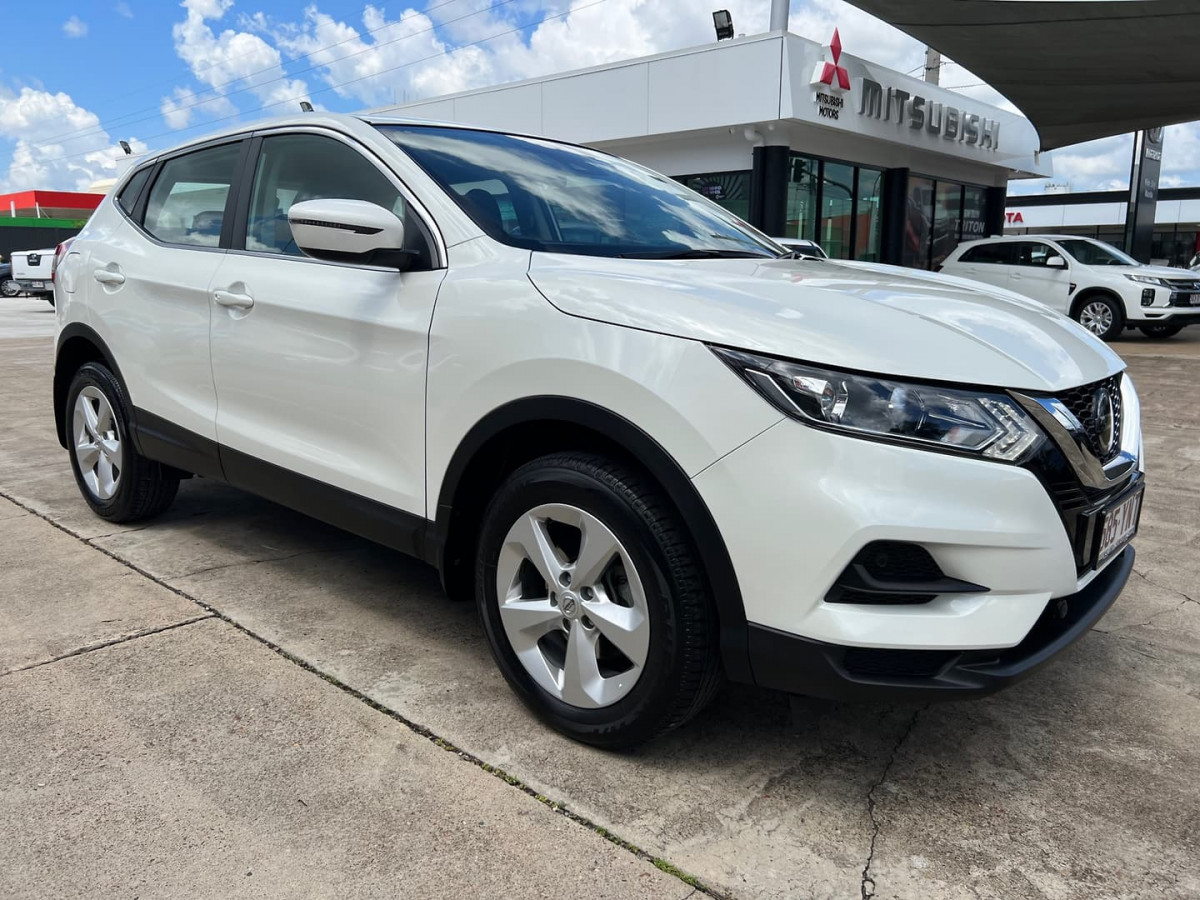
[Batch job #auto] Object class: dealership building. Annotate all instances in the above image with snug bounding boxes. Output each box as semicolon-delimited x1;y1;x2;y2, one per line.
374;28;1050;270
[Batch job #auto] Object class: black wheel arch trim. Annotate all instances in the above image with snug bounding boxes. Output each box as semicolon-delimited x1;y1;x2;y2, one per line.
54;323;129;450
433;396;753;684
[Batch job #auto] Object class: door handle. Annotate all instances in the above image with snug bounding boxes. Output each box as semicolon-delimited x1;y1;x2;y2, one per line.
213;289;254;309
1011;273;1023;280
93;269;125;285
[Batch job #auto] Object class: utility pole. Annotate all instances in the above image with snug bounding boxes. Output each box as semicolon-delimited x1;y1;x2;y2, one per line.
769;0;788;32
924;47;941;85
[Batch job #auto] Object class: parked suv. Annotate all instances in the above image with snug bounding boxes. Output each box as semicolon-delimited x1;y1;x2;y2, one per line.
53;114;1143;747
941;234;1200;340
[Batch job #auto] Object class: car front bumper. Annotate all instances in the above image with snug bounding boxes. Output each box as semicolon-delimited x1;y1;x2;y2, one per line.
746;545;1132;700
692;408;1138;695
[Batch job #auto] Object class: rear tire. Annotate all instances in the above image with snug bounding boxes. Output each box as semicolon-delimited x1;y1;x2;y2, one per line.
475;452;721;749
65;362;179;522
0;280;18;298
1138;322;1184;339
1074;294;1124;341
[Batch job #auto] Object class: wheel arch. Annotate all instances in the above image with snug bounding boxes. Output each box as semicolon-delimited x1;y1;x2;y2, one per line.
54;324;127;450
432;396;752;683
1070;287;1125;320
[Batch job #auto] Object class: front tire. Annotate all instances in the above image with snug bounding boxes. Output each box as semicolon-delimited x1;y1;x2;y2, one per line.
475;453;721;749
0;279;19;298
1075;294;1124;341
65;362;179;522
1138;322;1184;339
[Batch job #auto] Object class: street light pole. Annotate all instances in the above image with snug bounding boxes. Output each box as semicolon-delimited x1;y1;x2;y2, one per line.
924;47;941;84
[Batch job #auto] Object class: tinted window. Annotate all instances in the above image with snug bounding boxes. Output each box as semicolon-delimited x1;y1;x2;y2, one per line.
1057;238;1138;266
379;125;779;259
960;242;1018;264
244;133;433;268
117;167;152;216
1013;242;1058;266
143;142;241;246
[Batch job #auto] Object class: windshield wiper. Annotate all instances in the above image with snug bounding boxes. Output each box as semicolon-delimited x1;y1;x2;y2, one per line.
618;248;774;260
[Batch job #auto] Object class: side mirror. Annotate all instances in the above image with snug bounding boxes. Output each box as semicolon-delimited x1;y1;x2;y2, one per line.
287;198;414;270
1045;255;1067;268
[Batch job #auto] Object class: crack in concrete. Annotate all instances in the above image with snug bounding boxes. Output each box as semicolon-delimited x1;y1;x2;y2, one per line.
0;487;720;898
1;614;214;677
1094;568;1200;634
1132;567;1198;606
861;707;924;900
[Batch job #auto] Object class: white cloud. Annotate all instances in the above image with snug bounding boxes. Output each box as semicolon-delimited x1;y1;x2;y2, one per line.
160;86;237;129
0;87;146;191
116;2;134;19
63;16;89;38
168;0;312;123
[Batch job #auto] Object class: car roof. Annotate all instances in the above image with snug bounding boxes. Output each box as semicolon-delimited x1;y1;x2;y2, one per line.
129;111;575;169
957;234;1096;246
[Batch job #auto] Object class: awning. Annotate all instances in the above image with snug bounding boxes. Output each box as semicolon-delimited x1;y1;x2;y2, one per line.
841;0;1200;150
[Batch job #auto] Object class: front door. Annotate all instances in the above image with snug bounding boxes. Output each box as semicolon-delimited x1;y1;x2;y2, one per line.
1008;241;1072;312
208;131;444;523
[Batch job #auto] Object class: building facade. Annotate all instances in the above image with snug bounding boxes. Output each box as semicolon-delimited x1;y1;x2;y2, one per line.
373;29;1049;270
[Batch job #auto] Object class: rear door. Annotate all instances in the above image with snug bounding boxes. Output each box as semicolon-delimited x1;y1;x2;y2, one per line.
84;139;247;474
949;241;1020;289
207;129;445;521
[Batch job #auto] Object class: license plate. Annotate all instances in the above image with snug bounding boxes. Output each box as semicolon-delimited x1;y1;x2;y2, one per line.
30;281;45;289
1190;295;1200;307
1096;488;1143;566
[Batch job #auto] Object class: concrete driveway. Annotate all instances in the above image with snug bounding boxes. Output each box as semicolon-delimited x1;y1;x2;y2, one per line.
2;296;1198;899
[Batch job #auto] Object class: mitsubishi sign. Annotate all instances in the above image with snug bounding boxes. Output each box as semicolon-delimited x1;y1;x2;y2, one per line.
857;78;1001;150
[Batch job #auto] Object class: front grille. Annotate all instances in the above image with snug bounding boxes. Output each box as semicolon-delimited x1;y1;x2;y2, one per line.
1166;278;1200;291
1056;373;1123;462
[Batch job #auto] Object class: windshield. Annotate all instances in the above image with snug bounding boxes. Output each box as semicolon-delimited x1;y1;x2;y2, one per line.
378;124;781;259
1056;238;1139;266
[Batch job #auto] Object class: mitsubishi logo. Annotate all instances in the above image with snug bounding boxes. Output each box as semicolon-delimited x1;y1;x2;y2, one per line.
1093;386;1116;456
813;29;851;91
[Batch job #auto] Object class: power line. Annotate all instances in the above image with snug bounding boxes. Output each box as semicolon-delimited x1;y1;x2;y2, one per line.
32;0;517;151
48;0;613;165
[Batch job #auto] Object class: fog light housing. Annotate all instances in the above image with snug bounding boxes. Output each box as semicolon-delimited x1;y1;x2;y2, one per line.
1141;289;1155;306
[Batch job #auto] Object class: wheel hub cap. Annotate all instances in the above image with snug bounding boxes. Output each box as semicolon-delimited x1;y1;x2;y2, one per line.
73;386;122;501
1081;302;1113;335
495;503;650;709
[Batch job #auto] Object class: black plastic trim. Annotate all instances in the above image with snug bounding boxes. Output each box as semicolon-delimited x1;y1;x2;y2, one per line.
435;396;753;684
130;408;224;481
220;445;429;561
748;546;1134;701
53;324;127;449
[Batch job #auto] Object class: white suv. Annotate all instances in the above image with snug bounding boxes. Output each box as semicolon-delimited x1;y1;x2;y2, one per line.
941;234;1200;341
53;114;1144;747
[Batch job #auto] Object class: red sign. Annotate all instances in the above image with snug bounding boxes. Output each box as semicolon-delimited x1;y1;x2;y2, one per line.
1005;211;1025;224
815;29;851;91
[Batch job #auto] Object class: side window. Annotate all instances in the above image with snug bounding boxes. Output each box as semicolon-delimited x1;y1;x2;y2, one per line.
116;167;152;217
1015;242;1053;266
245;133;434;268
143;142;241;246
961;242;1017;264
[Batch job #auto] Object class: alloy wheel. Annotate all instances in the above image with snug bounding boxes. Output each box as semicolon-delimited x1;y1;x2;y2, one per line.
495;503;650;709
73;386;123;500
1079;301;1114;336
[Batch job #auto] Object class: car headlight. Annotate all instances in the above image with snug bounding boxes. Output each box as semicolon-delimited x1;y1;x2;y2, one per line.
712;347;1044;462
1125;273;1170;287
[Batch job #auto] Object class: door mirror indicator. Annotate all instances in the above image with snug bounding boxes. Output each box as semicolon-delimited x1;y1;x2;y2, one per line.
287;198;415;270
1046;255;1067;269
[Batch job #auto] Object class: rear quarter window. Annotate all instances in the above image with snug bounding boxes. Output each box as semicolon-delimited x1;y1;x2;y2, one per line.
116;167;152;217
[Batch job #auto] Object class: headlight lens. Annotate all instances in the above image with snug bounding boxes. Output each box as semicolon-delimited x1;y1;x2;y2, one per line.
713;347;1044;462
1125;273;1169;287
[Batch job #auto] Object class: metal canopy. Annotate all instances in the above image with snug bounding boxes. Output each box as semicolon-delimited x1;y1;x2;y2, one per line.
840;0;1200;150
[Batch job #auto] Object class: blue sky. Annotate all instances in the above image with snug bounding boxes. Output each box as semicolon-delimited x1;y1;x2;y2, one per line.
1;0;1197;195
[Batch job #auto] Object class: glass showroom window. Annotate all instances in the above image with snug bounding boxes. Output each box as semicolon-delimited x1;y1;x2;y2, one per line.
785;157;820;242
932;181;963;269
903;176;934;269
677;171;751;221
820;162;855;259
855;167;884;262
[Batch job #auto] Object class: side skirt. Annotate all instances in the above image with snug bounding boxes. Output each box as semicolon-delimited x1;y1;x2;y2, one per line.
130;407;433;565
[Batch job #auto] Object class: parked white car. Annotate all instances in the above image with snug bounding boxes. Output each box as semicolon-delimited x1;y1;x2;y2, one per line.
11;248;57;304
53;114;1143;747
771;237;828;259
940;234;1200;340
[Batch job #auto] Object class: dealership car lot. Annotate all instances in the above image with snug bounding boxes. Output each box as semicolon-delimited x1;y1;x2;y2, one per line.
1;296;1198;899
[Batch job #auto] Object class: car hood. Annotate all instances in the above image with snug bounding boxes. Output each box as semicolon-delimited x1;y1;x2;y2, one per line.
528;254;1124;392
1089;263;1195;279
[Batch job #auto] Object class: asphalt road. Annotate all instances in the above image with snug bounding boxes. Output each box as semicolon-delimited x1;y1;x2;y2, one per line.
2;296;1198;899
